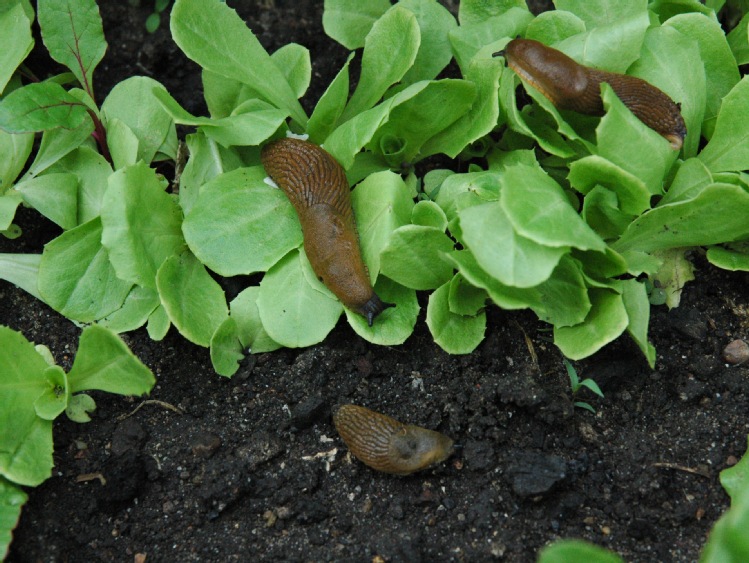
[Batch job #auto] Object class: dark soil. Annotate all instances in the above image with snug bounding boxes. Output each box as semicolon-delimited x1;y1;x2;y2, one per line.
4;2;749;562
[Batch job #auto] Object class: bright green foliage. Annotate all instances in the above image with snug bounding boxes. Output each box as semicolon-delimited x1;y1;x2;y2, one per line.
0;325;154;487
1;0;749;372
0;3;33;95
0;477;27;560
426;281;486;354
37;0;106;95
169;0;307;127
156;251;228;347
537;539;624;563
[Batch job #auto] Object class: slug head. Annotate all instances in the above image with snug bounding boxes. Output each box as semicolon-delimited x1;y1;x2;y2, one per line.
358;295;395;327
387;425;455;475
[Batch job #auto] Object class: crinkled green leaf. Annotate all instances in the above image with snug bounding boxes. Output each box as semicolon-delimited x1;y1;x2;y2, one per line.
178;131;245;215
627;25;705;158
597;84;678;194
422;59;503;159
0;191;21;231
432;170;501;223
664;13;740;139
727;12;749;65
154;89;287;147
106;117;139;170
37;0;106;94
101;161;185;289
448;273;487;316
183;166;302;276
411;200;447;230
66;325;155;395
96;285;160;333
459;201;567;288
202;43;310;119
370;79;475;166
569;155;651;216
380;225;454;290
345;276;418;345
170;0;307;126
651;248;695;309
525;10;585;43
257;249;342;348
554;289;628;360
45;146;112;225
16;172;78;230
100;77;176;162
65;393;96;423
146;304;170;341
621;279;656;368
0;129;33;191
308;53;353;144
0;82;90;133
538;539;624;563
351;171;414;283
33;365;68;421
396;0;457;86
230;286;281;354
449;8;532;72
210;317;244;377
500;163;606;251
660;157;713;206
322;0;391;50
555;5;649;73
339;6;420;122
0;326;54;487
271;43;311;99
324;82;428;169
614;184;749;253
0;3;33;96
698;77;749;173
458;0;527;26
0;476;28;560
156;251;229;347
0;253;41;301
707;245;749;272
426;281;486;354
38;218;132;322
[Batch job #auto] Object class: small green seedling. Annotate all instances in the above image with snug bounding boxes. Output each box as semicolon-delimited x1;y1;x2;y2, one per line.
564;359;604;413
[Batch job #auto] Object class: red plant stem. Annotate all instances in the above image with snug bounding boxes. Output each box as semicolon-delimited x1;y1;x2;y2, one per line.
86;108;111;164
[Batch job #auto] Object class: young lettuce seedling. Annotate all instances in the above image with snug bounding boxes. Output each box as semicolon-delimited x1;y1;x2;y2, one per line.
0;324;155;558
563;359;604;414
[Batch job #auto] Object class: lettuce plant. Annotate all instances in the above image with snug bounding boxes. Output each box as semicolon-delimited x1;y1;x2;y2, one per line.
1;0;749;377
0;325;155;559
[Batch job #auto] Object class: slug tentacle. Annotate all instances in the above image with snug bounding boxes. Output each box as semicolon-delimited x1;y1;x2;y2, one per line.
261;138;390;326
333;404;455;475
502;38;686;150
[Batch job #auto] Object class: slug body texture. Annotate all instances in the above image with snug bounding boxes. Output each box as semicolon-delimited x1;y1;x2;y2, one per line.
504;38;686;150
261;138;388;326
333;404;455;475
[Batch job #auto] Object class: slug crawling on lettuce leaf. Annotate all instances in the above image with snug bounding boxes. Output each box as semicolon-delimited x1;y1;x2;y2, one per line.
500;38;687;150
261;138;392;326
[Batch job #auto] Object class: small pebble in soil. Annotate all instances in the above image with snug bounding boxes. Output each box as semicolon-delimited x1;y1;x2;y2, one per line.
723;339;749;365
504;451;567;497
190;431;222;458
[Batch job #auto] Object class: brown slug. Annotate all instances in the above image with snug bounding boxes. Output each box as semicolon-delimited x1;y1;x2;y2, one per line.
333;404;455;475
261;138;391;326
502;38;687;150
